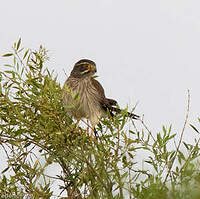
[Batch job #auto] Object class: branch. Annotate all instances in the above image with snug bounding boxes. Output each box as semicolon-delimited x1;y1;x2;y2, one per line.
163;89;190;184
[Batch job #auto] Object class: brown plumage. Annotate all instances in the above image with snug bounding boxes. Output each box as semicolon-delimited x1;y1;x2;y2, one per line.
62;59;139;137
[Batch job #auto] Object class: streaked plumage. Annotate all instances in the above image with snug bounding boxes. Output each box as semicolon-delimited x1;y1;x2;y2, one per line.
62;59;139;136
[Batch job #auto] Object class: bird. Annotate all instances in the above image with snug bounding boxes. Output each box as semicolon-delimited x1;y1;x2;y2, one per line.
62;59;139;138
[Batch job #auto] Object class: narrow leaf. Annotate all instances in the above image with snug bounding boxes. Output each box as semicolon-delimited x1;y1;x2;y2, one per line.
23;49;29;59
17;38;21;50
2;167;10;173
2;53;13;57
190;124;200;134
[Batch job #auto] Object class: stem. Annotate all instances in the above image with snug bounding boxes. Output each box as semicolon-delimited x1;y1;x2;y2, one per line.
163;89;190;184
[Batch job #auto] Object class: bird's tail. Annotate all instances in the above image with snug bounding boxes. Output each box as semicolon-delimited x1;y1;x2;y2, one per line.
109;107;139;120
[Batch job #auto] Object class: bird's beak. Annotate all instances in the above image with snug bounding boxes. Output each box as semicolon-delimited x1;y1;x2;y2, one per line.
88;65;97;73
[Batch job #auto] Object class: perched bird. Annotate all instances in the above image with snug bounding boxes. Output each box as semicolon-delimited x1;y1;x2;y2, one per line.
62;59;139;137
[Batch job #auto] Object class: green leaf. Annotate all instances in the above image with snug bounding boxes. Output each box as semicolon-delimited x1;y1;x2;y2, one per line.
168;134;176;140
169;150;175;157
168;124;172;134
18;47;24;53
183;141;189;150
13;56;16;66
129;130;135;135
157;133;162;146
24;141;31;148
162;125;167;135
190;124;200;134
15;165;21;172
2;53;13;57
23;49;29;59
128;147;136;152
127;138;137;145
128;152;134;158
152;140;157;148
92;75;99;79
4;64;14;68
17;38;21;50
178;151;185;161
2;167;10;173
2;175;7;184
122;155;128;166
74;93;80;100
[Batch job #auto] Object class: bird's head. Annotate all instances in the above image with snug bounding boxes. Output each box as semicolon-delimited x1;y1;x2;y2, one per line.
70;59;97;78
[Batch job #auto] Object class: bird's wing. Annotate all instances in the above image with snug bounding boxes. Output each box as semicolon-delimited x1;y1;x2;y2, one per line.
91;78;116;114
91;78;116;105
91;78;106;98
106;98;117;106
91;78;139;120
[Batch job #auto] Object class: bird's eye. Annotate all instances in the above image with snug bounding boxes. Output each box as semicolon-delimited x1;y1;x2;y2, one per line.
78;64;89;72
83;64;88;69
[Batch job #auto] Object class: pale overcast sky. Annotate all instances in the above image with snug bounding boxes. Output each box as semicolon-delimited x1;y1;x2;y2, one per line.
1;0;200;195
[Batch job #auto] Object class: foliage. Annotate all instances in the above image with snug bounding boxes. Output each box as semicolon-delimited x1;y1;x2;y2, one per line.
0;39;200;199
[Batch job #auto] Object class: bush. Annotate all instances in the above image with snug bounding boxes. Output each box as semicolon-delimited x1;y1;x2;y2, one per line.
0;39;200;199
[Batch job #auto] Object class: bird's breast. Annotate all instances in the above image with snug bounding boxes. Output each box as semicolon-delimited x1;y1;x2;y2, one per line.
63;77;105;124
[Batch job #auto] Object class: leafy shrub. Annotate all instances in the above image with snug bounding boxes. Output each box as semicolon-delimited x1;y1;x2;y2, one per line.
0;39;200;199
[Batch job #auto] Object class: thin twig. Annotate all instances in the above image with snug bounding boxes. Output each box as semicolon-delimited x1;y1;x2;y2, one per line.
163;89;190;184
138;117;156;143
